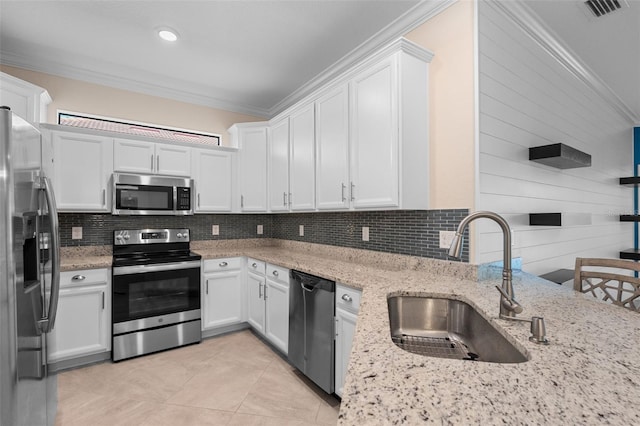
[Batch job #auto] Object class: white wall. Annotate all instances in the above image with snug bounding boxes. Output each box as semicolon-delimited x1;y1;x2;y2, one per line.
477;1;633;275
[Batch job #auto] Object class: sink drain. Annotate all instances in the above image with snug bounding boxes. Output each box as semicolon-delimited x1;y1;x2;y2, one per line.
391;334;478;360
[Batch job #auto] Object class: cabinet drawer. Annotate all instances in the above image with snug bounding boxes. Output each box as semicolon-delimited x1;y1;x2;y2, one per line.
247;257;266;275
266;264;289;285
336;283;362;313
203;257;242;272
60;269;109;289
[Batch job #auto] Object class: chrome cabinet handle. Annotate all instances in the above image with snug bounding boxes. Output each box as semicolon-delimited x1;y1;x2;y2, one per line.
206;279;209;294
241;195;244;208
272;270;279;277
102;189;106;206
341;294;352;303
350;182;355;201
151;154;154;171
252;262;257;268
288;192;292;206
258;283;263;298
283;192;287;206
197;193;201;208
219;261;228;267
72;275;86;282
341;183;346;202
101;292;105;310
335;317;339;338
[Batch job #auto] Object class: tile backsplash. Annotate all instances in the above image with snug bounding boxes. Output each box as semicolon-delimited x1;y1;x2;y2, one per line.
59;209;469;262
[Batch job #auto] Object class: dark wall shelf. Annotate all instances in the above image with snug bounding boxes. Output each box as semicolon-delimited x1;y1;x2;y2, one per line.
530;213;562;226
529;143;591;169
620;249;640;261
620;215;640;222
619;177;640;186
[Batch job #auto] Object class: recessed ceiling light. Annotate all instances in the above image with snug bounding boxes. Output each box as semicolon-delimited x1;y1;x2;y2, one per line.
158;28;178;42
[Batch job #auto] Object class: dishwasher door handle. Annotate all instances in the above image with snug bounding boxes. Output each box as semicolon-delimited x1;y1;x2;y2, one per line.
300;282;316;292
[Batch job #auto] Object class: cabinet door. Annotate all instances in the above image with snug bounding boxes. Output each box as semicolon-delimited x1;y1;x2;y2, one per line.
47;284;109;362
335;308;358;398
202;269;243;330
265;279;289;354
246;272;266;334
268;118;290;212
350;56;399;208
238;126;268;211
316;85;350;210
113;138;155;174
289;104;316;211
193;149;234;212
156;143;191;177
51;131;113;212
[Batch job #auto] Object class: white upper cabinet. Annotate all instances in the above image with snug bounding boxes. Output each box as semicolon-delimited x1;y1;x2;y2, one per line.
315;85;350;210
192;148;235;213
268;118;290;212
0;71;51;126
44;129;113;212
349;56;399;208
231;122;269;212
113;138;191;177
259;38;432;212
289;103;315;211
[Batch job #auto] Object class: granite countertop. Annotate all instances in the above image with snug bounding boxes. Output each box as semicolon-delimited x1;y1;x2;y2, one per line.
61;240;640;424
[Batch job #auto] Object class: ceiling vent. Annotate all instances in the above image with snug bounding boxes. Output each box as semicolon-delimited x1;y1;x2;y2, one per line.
584;0;628;17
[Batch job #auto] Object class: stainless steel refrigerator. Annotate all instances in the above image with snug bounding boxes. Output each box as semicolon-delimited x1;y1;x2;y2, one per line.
0;106;60;426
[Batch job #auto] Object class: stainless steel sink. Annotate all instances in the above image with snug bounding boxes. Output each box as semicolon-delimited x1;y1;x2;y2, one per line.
388;296;528;363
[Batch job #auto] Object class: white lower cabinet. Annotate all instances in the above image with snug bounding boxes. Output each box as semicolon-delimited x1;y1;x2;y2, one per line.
335;283;361;397
47;269;110;363
246;259;289;354
202;258;244;331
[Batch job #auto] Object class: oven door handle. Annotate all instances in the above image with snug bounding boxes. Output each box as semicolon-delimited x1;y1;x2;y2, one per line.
112;260;201;276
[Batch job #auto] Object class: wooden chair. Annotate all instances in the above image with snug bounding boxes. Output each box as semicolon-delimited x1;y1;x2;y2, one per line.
574;258;640;313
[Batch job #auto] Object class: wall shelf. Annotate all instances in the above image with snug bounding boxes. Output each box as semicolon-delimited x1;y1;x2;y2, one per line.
529;143;591;169
529;213;561;226
620;215;640;222
619;177;640;186
620;249;640;261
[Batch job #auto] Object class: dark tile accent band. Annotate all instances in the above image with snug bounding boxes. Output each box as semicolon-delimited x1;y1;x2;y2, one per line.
59;209;469;262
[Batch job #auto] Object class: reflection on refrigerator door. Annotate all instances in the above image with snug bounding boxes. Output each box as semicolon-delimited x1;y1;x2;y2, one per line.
1;106;61;426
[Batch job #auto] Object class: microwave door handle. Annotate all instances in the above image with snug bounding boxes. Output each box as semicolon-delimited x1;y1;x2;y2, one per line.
38;176;60;334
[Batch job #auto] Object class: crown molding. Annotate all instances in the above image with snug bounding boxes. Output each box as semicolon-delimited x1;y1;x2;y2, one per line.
267;0;455;117
0;49;271;118
487;0;639;124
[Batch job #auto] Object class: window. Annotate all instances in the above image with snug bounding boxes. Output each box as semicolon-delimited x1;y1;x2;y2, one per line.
58;112;221;146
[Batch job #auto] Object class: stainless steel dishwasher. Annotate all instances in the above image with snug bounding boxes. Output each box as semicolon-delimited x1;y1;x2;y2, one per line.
288;270;335;394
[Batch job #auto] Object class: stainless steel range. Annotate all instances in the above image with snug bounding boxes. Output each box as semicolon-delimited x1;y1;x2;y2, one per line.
111;228;202;361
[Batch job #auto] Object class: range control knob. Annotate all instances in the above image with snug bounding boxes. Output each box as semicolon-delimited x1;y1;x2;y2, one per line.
177;233;183;239
123;234;130;240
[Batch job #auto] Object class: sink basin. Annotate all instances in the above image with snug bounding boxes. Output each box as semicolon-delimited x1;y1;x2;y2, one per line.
387;296;528;363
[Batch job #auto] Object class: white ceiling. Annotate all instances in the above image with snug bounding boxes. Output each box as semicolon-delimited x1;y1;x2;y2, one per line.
0;0;426;117
523;0;640;123
0;0;638;122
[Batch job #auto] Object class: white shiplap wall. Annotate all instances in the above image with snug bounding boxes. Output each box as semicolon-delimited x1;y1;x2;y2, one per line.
477;1;633;275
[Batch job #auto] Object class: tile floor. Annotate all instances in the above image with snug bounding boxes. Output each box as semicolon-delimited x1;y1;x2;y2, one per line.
54;330;340;425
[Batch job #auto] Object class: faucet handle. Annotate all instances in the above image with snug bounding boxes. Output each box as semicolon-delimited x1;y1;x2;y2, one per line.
495;285;524;314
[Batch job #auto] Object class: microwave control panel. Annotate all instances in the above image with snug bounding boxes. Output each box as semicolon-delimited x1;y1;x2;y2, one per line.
177;187;191;210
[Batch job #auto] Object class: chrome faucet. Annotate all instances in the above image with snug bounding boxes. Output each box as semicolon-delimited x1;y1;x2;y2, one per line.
447;211;523;319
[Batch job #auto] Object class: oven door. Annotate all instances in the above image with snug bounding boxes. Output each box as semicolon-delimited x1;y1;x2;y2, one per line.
112;261;201;327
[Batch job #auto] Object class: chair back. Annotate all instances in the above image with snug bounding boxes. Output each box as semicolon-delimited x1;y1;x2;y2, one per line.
574;258;640;313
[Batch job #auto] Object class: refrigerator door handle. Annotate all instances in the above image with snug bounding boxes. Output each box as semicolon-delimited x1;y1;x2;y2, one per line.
38;176;61;334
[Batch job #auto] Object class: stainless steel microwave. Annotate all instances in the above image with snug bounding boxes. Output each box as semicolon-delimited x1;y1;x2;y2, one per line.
112;173;193;215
